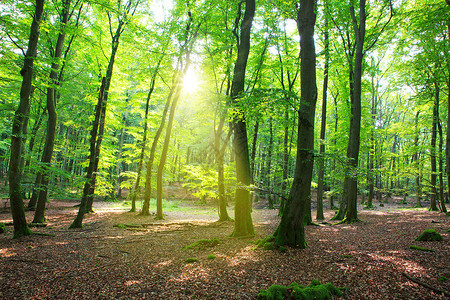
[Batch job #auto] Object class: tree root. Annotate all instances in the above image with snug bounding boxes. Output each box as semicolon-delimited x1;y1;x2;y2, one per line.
402;272;450;297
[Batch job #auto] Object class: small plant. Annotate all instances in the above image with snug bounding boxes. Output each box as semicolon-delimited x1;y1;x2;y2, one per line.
415;229;443;241
183;238;220;250
438;276;448;282
409;245;434;252
257;279;342;300
207;254;216;260
0;223;5;234
342;254;353;258
278;246;287;253
184;258;198;264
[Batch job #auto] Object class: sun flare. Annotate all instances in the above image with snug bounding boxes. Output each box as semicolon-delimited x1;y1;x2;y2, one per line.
182;67;199;93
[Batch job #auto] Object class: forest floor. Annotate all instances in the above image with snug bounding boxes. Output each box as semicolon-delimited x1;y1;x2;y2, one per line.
0;194;449;299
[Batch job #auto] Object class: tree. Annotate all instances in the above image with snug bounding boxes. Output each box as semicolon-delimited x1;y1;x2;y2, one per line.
8;0;45;238
316;0;330;220
33;0;77;224
230;0;256;238
71;0;140;228
274;0;317;248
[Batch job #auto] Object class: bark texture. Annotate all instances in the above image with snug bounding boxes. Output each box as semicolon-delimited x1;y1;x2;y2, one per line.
9;0;45;238
275;0;317;248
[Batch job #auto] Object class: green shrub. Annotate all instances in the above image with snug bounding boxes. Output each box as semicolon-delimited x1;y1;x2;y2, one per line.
183;238;220;250
0;223;5;234
257;280;343;300
415;229;443;241
207;254;216;260
184;258;198;264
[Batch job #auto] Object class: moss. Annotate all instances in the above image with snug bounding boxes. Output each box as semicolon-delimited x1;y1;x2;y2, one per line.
183;238;220;250
184;258;198;264
438;276;448;282
342;254;353;258
0;223;5;234
415;229;443;241
207;254;216;260
257;280;343;300
255;235;275;247
263;242;275;250
278;246;287;253
409;245;434;252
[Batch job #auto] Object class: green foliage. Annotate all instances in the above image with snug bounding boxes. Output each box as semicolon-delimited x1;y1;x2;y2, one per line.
182;164;236;203
409;245;434;252
438;276;447;282
184;258;198;264
207;254;216;260
257;280;343;300
0;223;5;234
183;238;220;251
414;229;443;241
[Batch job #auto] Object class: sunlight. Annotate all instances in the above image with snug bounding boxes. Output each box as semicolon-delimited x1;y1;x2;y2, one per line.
182;67;199;93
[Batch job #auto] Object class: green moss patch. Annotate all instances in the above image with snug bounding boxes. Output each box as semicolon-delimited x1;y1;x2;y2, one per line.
207;254;216;260
0;223;5;234
415;229;443;241
409;245;434;252
184;258;198;264
257;279;343;300
183;238;220;250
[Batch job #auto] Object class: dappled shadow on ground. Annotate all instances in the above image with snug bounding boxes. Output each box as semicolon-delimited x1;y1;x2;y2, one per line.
0;199;449;299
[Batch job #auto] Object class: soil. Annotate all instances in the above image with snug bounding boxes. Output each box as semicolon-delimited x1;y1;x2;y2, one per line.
0;195;449;299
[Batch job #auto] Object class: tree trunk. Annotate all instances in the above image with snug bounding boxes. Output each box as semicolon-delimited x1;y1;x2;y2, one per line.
230;0;255;238
438;122;447;212
274;0;317;248
429;81;439;211
33;0;71;224
156;81;185;219
342;0;366;223
129;59;161;212
266;117;274;208
413;111;422;207
316;2;329;221
69;77;106;228
141;84;174;215
8;0;45;238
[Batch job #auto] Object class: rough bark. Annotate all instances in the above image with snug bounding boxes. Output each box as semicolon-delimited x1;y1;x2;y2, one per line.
342;0;366;223
316;1;329;220
429;81;439;211
129;55;163;212
9;0;45;238
33;0;71;224
274;0;317;248
413;111;422;208
69;77;106;228
230;0;255;238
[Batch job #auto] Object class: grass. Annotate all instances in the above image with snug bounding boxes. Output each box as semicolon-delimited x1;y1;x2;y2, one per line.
115;199;217;216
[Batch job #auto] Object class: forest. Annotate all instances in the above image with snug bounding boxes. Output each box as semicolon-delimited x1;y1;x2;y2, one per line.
0;0;449;299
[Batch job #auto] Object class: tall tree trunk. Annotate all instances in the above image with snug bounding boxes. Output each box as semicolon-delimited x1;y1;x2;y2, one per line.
342;0;366;223
274;0;317;248
141;84;174;215
129;54;163;212
156;80;185;219
438;122;447;212
266;117;274;208
367;73;376;209
413;111;422;207
214;118;233;221
316;1;329;220
230;0;255;238
8;0;45;238
69;77;106;228
250;121;259;183
429;81;439;211
446;35;450;212
33;0;71;224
